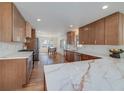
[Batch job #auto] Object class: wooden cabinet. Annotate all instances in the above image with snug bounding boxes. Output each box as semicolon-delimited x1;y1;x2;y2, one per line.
79;25;89;44
31;29;36;39
26;22;32;38
105;12;124;45
80;54;100;60
65;50;75;62
67;31;75;44
64;50;100;62
94;19;105;44
0;59;26;90
0;3;13;42
80;19;105;45
88;23;95;44
0;3;26;42
0;54;33;90
79;12;124;45
0;6;2;41
13;4;26;42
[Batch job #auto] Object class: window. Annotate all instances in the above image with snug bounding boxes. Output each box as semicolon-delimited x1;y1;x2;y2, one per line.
39;37;57;48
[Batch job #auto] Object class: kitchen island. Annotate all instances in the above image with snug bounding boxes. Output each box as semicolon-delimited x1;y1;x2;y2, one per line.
44;50;124;91
0;51;33;90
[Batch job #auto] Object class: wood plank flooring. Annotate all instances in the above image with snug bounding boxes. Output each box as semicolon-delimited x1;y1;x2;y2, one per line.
16;53;65;91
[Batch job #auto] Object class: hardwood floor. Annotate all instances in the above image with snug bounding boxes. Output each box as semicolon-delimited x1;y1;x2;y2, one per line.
16;52;65;91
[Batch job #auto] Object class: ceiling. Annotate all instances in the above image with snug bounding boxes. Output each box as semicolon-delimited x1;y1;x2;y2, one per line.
14;2;124;36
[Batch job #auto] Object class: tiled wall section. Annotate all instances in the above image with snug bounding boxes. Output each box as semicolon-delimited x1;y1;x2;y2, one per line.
0;42;23;57
77;45;124;56
59;44;124;56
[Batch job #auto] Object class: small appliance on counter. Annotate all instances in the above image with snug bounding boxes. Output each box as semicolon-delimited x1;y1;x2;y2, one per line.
109;48;124;58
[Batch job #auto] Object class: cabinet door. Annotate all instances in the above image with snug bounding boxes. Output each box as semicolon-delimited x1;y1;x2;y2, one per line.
67;32;75;44
0;4;2;41
89;23;95;44
31;29;36;39
26;22;32;38
13;4;26;42
0;3;12;42
79;25;89;44
80;54;89;60
95;19;105;45
105;13;119;45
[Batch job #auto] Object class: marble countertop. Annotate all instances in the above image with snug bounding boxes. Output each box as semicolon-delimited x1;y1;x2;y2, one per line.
0;51;33;60
44;50;124;91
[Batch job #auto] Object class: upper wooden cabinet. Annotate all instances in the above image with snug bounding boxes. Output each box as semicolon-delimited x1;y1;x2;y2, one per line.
105;12;124;45
79;12;124;45
79;25;89;44
13;4;26;42
0;3;26;42
67;31;75;44
0;3;13;42
88;23;95;44
94;19;105;45
31;29;36;39
26;22;32;38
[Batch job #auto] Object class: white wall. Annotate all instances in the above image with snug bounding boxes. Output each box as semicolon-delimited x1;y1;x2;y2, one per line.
0;42;23;57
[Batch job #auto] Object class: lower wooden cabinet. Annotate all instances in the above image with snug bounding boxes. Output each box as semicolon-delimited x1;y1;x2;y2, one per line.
64;50;101;62
0;54;33;90
65;50;75;62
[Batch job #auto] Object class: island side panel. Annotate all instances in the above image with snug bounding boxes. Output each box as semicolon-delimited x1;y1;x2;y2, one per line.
0;59;26;90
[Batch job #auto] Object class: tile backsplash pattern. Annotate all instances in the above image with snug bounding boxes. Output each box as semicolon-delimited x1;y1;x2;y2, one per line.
78;45;124;56
64;44;124;56
0;42;23;57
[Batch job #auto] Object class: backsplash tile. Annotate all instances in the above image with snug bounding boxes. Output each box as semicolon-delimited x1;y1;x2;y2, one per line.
64;44;124;56
0;42;23;57
78;45;124;56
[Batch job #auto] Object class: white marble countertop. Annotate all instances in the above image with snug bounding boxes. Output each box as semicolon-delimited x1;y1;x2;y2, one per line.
44;50;124;91
0;51;33;60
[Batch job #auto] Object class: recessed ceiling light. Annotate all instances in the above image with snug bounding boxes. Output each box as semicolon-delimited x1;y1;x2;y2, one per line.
70;25;73;28
102;5;108;10
37;18;41;22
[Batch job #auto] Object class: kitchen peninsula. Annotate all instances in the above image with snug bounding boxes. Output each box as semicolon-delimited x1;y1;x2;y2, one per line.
44;50;124;91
